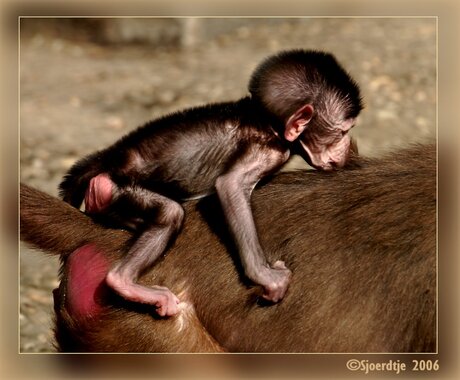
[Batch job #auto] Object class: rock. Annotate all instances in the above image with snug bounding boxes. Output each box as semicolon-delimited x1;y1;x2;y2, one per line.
104;115;124;130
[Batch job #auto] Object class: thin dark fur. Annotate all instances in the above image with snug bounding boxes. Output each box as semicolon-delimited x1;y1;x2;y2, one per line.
57;49;364;312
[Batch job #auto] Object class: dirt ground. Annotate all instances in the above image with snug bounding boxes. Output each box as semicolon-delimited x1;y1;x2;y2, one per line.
19;18;436;352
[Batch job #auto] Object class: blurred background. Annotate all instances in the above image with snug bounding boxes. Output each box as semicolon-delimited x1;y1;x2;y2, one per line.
19;17;436;352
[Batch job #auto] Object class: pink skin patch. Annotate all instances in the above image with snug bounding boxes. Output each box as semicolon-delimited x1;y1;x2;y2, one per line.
85;173;113;213
66;244;110;320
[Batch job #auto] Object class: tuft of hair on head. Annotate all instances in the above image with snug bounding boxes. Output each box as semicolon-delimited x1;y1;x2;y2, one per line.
249;49;363;122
